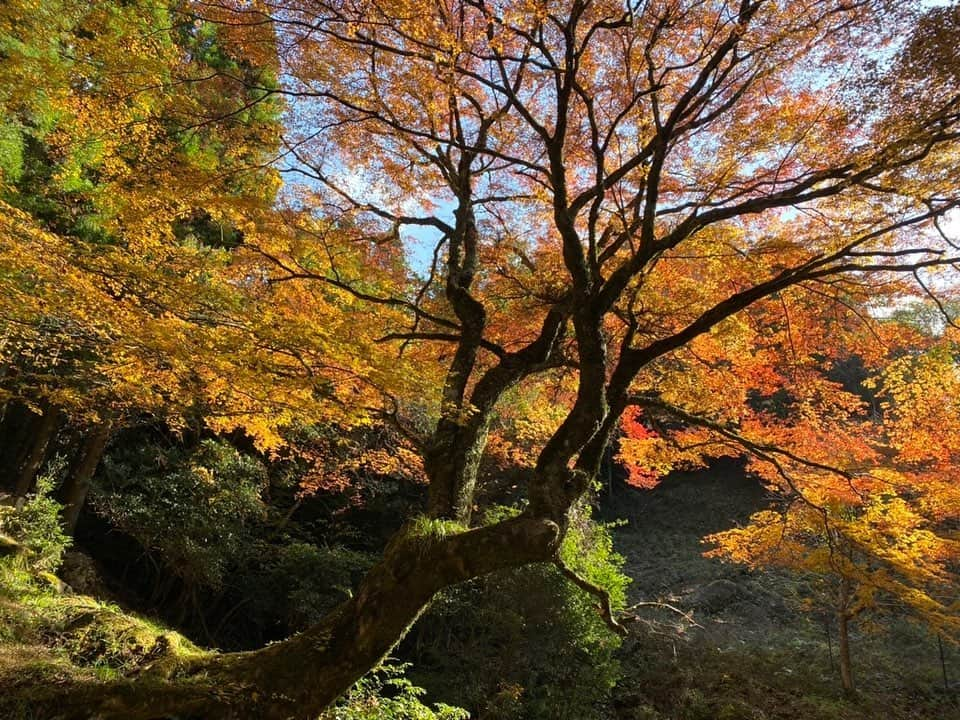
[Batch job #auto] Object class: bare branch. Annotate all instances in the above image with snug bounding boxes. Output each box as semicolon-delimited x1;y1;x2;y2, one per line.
554;554;628;637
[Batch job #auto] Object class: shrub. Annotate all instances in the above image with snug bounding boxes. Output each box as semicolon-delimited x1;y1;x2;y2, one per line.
92;439;267;591
0;468;71;572
242;541;374;631
409;504;631;720
322;662;468;720
92;437;382;646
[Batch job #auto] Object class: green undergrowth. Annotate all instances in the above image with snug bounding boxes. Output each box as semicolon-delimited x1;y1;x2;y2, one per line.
321;662;469;720
613;629;960;720
0;475;207;698
408;504;631;720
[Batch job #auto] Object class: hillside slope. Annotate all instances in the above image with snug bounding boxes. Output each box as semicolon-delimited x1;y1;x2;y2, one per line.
606;459;959;720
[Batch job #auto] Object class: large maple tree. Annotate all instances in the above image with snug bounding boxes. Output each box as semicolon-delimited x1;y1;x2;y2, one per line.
11;1;960;717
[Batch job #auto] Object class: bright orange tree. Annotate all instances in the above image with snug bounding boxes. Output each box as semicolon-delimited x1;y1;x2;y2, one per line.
611;230;960;691
16;1;960;718
613;287;960;690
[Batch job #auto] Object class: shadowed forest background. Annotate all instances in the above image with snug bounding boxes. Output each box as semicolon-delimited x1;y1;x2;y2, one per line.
0;1;959;718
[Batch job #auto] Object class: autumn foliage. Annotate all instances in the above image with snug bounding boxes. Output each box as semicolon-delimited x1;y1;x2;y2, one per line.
1;0;960;717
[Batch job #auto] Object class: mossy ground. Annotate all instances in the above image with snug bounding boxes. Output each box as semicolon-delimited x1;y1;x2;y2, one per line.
0;557;207;718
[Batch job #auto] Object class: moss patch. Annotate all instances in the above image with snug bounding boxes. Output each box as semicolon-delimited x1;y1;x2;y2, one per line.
0;555;208;712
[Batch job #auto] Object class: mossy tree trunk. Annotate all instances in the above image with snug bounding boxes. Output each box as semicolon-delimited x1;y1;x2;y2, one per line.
28;515;561;720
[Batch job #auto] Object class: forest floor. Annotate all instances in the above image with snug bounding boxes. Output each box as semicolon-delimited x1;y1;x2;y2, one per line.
604;458;960;720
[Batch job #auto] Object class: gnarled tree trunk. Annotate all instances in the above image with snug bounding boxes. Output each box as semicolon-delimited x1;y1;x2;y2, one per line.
23;515;561;720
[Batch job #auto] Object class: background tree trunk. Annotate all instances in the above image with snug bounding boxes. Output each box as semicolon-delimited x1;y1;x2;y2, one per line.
60;421;112;535
14;403;60;505
1;401;37;493
838;610;854;693
838;576;855;693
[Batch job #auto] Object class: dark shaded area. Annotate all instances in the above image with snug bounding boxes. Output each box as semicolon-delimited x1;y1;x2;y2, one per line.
603;460;960;720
